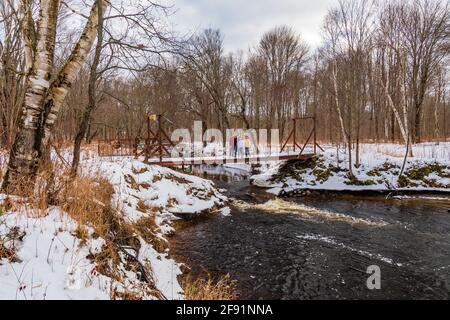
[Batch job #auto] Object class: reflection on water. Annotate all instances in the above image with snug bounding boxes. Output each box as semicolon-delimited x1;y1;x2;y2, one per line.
190;165;250;183
171;165;450;300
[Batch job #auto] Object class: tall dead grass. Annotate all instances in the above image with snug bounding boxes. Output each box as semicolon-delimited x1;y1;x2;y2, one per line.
182;273;239;300
58;173;115;237
23;164;164;299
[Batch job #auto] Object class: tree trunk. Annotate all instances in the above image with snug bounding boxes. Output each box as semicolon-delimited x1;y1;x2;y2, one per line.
2;0;106;194
71;0;104;175
414;102;422;144
2;0;60;193
331;64;352;176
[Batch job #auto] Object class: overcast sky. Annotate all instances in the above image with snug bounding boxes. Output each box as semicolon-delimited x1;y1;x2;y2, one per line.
169;0;337;53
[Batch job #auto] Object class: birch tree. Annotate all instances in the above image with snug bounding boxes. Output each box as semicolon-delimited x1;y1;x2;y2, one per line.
2;0;108;194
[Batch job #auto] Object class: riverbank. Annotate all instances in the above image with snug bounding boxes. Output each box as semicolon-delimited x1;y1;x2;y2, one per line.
251;143;450;196
0;153;229;300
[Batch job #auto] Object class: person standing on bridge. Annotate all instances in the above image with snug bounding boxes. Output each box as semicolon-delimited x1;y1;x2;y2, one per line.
237;134;245;157
229;134;235;157
233;135;238;157
244;135;251;157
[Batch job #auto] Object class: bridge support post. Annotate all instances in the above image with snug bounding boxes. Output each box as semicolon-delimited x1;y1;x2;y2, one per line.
158;114;163;163
144;115;150;163
293;118;297;153
314;116;317;155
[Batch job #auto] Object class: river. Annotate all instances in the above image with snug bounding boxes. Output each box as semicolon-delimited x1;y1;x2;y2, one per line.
170;165;450;300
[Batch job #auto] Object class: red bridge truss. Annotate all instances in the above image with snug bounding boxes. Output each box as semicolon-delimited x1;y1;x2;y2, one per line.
97;115;323;166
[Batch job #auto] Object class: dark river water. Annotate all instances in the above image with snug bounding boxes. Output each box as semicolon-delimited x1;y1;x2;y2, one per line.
170;165;450;300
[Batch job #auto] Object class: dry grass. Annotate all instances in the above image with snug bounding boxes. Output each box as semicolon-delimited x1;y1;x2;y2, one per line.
58;173;115;237
0;155;236;300
0;241;17;263
133;216;168;253
131;166;149;175
0;225;24;264
182;273;239;300
136;200;151;213
53;171;164;299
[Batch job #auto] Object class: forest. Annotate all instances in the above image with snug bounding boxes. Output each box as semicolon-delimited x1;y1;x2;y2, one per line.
0;0;448;192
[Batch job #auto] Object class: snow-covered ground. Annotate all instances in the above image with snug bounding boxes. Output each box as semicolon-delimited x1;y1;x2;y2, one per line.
251;143;450;195
0;207;141;300
0;152;228;300
86;157;228;225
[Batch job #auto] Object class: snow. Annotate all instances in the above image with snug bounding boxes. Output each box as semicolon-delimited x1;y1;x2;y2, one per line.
0;152;229;300
0;208;110;300
251;143;450;195
82;157;229;299
0;142;446;299
223;163;252;172
0;206;186;300
137;240;182;300
83;157;228;224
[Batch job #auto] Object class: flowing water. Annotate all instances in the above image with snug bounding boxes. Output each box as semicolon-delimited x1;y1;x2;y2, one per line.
170;165;450;300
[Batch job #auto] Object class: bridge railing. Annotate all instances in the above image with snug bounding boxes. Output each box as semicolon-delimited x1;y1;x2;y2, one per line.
97;115;323;161
280;117;323;156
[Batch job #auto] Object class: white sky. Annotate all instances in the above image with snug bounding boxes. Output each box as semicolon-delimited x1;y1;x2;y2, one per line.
168;0;338;52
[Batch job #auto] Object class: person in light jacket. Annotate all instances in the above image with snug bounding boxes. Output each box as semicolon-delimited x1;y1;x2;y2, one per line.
244;135;252;157
237;135;245;157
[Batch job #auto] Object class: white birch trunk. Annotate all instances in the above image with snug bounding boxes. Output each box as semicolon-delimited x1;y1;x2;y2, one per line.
2;0;108;194
41;0;108;148
332;65;348;146
19;0;34;74
332;63;353;176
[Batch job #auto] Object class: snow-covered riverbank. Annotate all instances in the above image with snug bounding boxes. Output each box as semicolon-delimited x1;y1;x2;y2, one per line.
0;154;228;300
251;143;450;196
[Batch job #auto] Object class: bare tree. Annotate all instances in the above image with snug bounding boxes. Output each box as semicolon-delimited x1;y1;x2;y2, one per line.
258;25;309;136
70;0;105;174
400;0;449;143
322;0;376;174
183;29;232;131
0;1;25;148
378;2;414;156
230;52;251;129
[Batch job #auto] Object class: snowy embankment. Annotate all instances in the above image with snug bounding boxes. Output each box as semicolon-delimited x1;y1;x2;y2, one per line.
1;207;122;300
90;158;228;226
251;143;450;196
1;153;227;300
